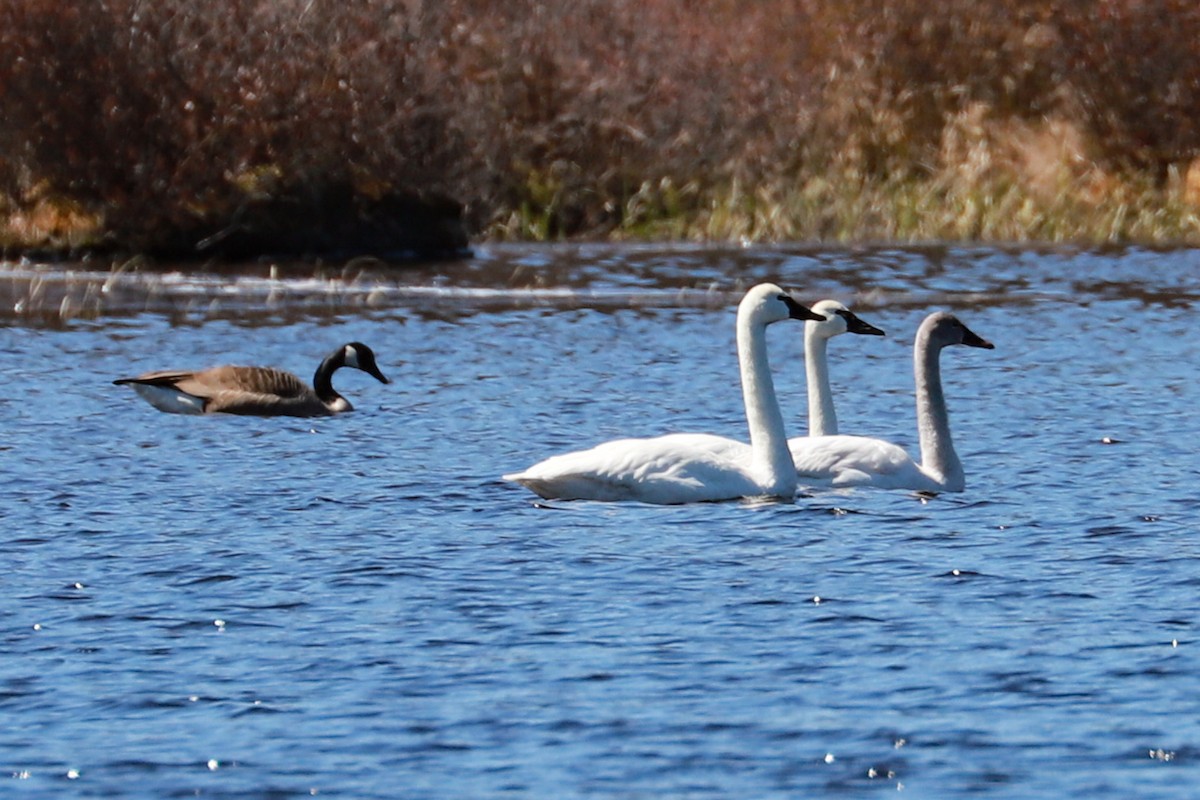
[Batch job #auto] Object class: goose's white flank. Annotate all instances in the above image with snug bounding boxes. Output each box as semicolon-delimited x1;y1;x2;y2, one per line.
788;312;994;492
113;342;390;417
503;283;824;504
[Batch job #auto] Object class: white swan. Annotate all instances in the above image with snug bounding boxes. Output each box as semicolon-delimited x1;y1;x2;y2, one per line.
788;312;994;492
666;298;883;460
503;283;824;504
804;299;885;437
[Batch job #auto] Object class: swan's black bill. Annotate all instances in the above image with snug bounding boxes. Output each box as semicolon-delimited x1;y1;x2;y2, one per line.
782;296;826;322
837;309;885;336
961;327;994;350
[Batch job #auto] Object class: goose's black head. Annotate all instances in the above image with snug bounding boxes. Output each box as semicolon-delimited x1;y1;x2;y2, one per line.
343;342;391;384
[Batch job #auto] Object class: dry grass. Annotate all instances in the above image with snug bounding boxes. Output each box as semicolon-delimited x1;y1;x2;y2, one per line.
3;0;1200;253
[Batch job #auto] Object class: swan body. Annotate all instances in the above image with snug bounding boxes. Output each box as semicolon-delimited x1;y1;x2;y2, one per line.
504;432;782;504
113;342;390;417
504;284;824;504
789;312;994;492
788;434;947;491
804;299;885;437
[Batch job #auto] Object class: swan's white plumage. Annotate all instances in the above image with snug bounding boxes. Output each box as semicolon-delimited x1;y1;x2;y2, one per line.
789;434;944;491
503;284;822;504
804;299;885;437
788;311;993;493
506;433;771;504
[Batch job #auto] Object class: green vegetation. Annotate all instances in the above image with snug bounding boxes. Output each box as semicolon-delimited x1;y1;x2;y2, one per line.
3;0;1200;255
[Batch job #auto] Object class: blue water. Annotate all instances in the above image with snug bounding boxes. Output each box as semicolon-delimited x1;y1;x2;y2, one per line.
2;244;1199;797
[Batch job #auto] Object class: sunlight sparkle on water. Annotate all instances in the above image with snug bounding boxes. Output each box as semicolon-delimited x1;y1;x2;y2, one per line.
3;245;1199;799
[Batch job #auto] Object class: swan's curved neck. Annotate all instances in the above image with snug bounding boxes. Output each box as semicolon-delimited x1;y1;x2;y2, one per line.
738;310;796;496
313;356;349;409
805;328;837;436
914;329;962;489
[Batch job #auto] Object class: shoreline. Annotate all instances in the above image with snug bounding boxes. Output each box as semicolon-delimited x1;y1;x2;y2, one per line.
6;175;1200;261
5;239;1194;326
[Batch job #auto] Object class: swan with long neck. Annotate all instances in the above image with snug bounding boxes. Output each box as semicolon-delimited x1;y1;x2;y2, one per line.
788;312;993;492
503;283;824;504
803;299;885;437
113;342;390;417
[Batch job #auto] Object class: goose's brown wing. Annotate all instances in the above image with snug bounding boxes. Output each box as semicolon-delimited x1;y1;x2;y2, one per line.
184;366;311;399
118;366;305;398
180;366;328;415
117;366;329;416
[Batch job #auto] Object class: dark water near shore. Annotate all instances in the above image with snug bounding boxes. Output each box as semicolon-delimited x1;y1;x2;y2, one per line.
3;244;1199;797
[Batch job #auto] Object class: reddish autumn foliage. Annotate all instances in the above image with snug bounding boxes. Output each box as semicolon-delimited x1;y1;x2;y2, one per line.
2;0;1199;250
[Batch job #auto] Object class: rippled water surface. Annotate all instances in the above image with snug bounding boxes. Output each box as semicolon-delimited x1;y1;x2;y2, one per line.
3;244;1199;797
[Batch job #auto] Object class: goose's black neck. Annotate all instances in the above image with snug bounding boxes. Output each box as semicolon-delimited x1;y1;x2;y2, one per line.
312;352;349;407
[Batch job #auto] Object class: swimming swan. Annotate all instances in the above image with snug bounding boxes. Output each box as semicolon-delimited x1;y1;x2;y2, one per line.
113;342;390;417
788;312;994;492
804;299;885;437
648;299;884;473
503;283;824;504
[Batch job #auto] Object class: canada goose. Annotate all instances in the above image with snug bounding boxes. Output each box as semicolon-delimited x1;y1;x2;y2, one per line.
502;284;824;504
113;342;390;417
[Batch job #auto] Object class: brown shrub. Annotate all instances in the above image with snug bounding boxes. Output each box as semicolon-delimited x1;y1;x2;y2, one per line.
1054;0;1200;177
0;0;465;251
2;0;1200;249
423;0;820;234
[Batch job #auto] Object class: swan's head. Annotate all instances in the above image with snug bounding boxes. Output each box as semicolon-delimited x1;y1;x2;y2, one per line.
341;342;391;384
740;283;825;325
809;299;885;339
921;312;994;351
